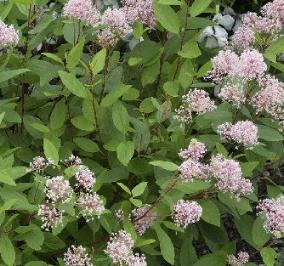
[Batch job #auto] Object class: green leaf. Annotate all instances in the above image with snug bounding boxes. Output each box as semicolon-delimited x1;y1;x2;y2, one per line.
71;115;95;132
252;216;270;248
101;84;131;107
117;141;135;166
257;125;283;141
132;182;148;197
0;199;17;214
154;223;175;265
43;138;59;165
0;112;5;125
179;40;202;59
112;101;130;134
240;162;259;177
15;225;44;250
0;234;15;266
149;160;179;171
67;38;85;69
0;69;30;83
29;14;53;34
58;71;88;98
0;171;16;186
193;253;226;266
199;200;220;227
30;123;50;133
50;99;67;130
74;137;99;153
154;3;180;34
91;48;107;76
260;247;277;266
264;36;284;63
190;0;213;17
117;182;132;195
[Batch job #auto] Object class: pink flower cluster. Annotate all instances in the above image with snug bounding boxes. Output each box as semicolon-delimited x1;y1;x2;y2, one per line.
105;230;146;265
77;192;105;221
45;176;73;203
37;204;63;231
36;155;105;230
179;138;207;161
209;49;267;82
175;89;216;123
30;156;52;172
63;0;100;26
64;245;93;266
123;0;155;28
132;205;157;235
228;251;249;266
217;121;259;148
210;155;253;199
262;0;284;25
251;75;284;127
75;166;96;191
0;20;19;49
62;0;155;47
218;83;247;108
257;196;284;238
172;200;202;228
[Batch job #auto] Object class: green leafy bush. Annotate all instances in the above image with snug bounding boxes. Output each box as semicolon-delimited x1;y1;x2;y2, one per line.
0;0;284;265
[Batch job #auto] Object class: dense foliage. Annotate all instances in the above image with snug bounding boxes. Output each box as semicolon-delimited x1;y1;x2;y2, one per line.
0;0;284;265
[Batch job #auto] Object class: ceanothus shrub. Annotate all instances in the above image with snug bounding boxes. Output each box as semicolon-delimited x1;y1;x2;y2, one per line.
0;0;284;265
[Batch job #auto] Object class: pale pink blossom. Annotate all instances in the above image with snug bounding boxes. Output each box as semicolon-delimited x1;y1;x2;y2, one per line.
257;196;284;238
262;0;284;26
123;0;155;28
45;176;73;203
38;204;63;231
218;83;247;108
228;251;249;266
30;156;51;172
175;89;216;123
217;121;259;148
179;139;207;161
105;230;134;264
209;50;239;82
127;253;147;266
233;49;267;80
132;205;157;235
64;245;93;266
179;159;210;182
97;8;132;47
75;167;96;191
77;192;105;221
172;200;202;228
63;0;100;26
0;20;19;48
231;26;255;50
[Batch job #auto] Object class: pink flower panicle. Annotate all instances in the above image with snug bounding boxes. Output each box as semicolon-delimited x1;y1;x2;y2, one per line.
75;167;96;191
0;20;19;49
45;176;73;203
251;75;284;127
262;0;284;26
127;253;147;266
218;83;247;108
172;200;202;228
132;205;157;235
234;49;267;80
63;0;100;27
217;121;259;148
97;8;132;47
210;155;253;198
77;192;105;221
115;209;125;221
179;159;210;182
123;0;155;28
64;245;93;266
228;251;249;266
242;12;281;35
105;230;134;264
231;26;255;50
257;196;284;238
30;156;51;172
175;89;216;123
65;154;82;167
208;50;239;82
38;204;63;231
179;139;207;161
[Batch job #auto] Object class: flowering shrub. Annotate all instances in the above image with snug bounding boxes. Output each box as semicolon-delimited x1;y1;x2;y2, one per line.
1;0;284;265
